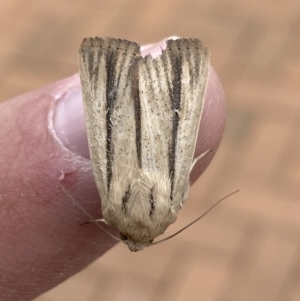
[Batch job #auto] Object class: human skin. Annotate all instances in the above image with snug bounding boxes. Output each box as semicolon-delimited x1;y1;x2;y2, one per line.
0;39;226;301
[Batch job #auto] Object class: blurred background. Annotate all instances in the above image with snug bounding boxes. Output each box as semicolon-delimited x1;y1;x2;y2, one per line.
1;0;300;300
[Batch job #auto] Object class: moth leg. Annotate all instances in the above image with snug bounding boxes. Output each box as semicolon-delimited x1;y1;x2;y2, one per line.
179;150;213;208
180;182;191;208
80;218;107;226
190;149;213;172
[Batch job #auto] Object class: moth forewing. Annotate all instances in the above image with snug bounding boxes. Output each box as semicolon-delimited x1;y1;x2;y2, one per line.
171;41;210;208
79;37;140;207
79;37;210;251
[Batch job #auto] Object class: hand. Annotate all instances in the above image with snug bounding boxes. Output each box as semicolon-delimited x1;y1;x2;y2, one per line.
0;38;225;301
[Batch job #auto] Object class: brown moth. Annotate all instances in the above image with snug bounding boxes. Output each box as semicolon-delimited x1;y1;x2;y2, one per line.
79;37;210;251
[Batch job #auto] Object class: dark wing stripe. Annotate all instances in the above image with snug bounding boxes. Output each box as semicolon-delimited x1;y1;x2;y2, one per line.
88;51;95;81
121;185;131;213
168;47;183;202
105;43;136;189
134;75;142;167
149;187;155;216
105;49;118;190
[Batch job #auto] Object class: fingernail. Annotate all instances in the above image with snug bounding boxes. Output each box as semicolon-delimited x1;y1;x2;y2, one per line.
53;86;90;159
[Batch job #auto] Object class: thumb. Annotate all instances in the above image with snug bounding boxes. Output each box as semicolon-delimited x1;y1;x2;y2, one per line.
0;75;119;301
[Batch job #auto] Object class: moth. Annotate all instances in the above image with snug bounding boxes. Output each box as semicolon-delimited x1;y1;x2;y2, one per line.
79;37;210;251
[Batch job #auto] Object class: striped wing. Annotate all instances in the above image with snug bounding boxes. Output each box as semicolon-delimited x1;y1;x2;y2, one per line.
136;39;209;210
79;37;141;210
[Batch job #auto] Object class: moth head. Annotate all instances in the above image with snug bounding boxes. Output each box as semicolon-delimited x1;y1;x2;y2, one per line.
120;232;154;252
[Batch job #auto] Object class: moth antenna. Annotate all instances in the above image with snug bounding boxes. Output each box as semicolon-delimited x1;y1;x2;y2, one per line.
44;173;123;243
150;190;239;246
